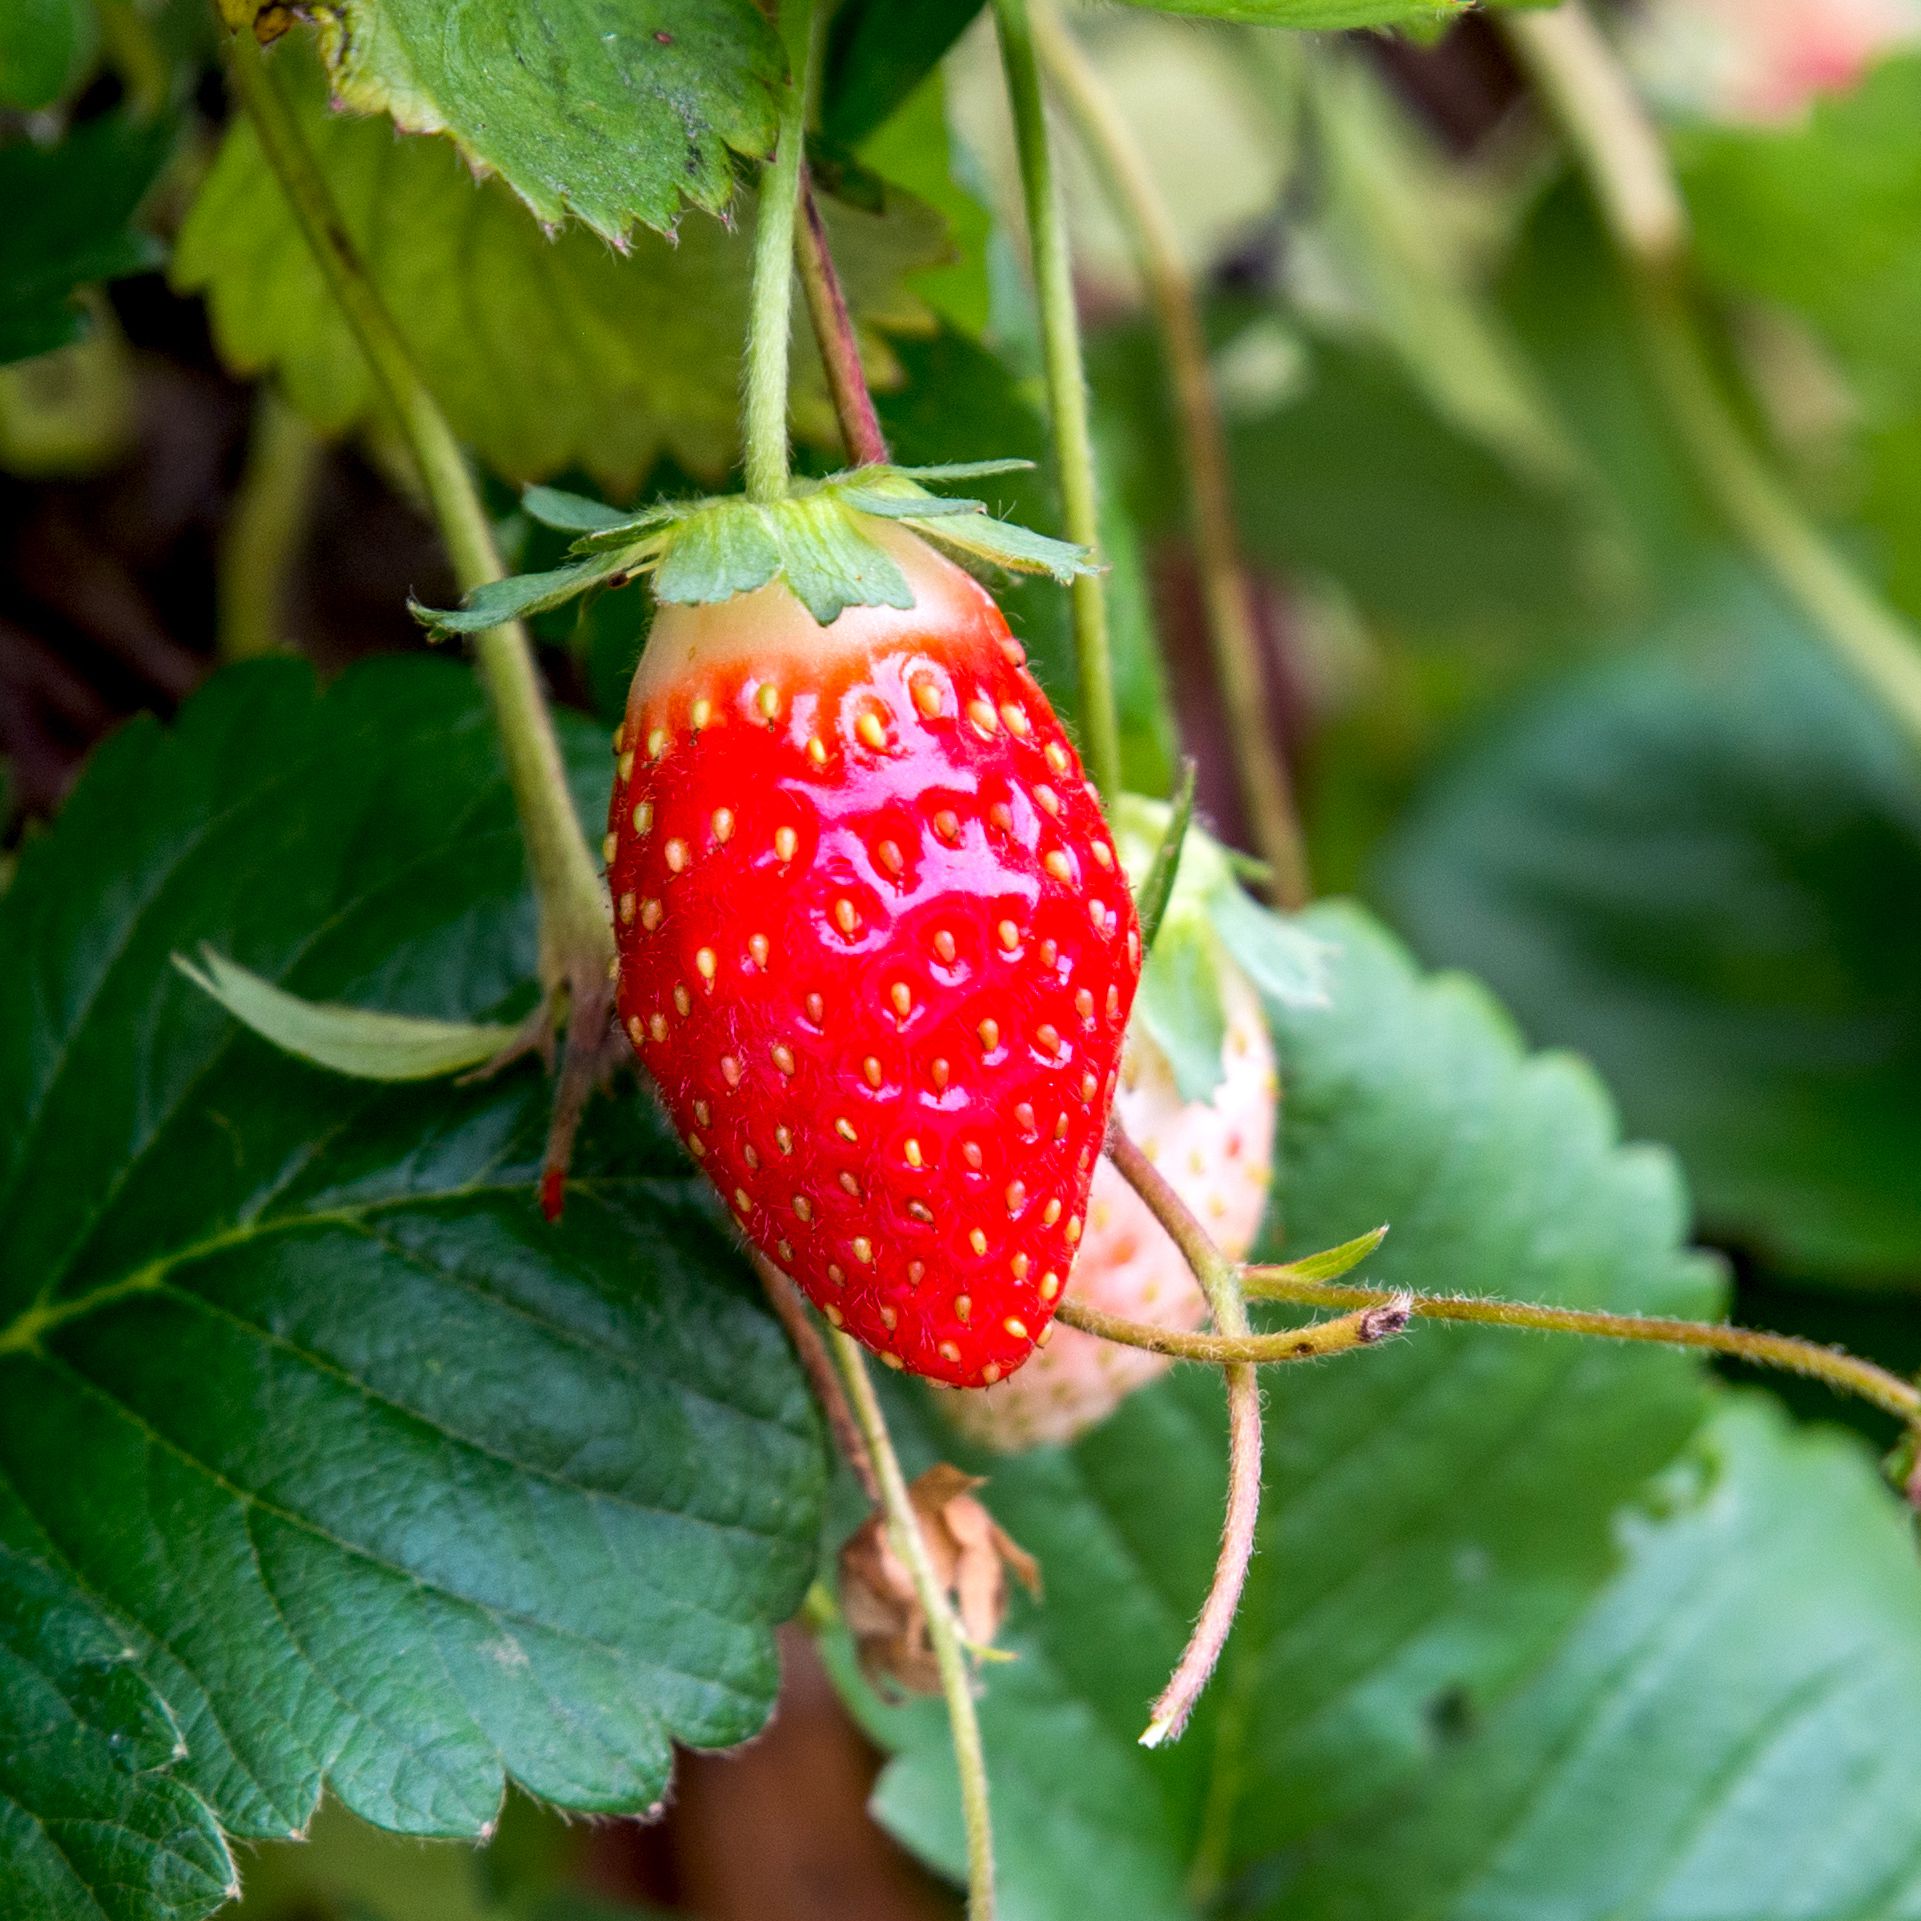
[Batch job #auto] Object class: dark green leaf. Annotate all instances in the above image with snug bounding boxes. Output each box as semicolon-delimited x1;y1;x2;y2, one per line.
0;117;172;367
851;904;1719;1915
0;1545;235;1921
1281;1397;1921;1921
0;658;826;1909
173;42;947;489
225;0;785;241
820;0;983;148
0;0;97;110
1380;565;1921;1279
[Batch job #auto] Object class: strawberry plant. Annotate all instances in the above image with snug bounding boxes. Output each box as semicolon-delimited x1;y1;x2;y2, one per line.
8;2;1921;1919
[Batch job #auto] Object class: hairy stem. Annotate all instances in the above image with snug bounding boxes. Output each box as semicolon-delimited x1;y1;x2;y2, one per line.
1057;1293;1410;1365
1502;1;1921;753
1035;4;1308;905
743;0;819;502
755;1258;879;1501
993;0;1123;801
226;32;614;1204
217;388;321;661
1243;1269;1921;1427
828;1329;996;1919
796;172;890;466
1105;1127;1263;1748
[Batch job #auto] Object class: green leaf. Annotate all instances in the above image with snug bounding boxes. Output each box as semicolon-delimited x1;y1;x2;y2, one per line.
0;1545;235;1921
0;117;172;367
226;0;785;242
1380;565;1921;1279
0;658;826;1910
174;948;519;1080
173;41;948;490
0;0;97;110
851;904;1721;1915
1282;1397;1921;1921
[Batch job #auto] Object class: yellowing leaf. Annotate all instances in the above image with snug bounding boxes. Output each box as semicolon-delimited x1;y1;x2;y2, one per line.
174;43;947;490
222;0;786;240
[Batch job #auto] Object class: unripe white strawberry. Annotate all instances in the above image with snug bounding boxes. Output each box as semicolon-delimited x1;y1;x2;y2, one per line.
943;952;1278;1450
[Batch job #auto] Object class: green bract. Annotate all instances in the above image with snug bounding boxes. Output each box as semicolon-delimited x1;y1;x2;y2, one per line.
414;463;1096;635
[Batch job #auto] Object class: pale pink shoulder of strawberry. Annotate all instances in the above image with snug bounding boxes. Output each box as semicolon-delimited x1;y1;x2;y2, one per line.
942;962;1278;1451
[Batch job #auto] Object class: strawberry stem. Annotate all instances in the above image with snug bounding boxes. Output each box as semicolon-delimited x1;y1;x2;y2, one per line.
1503;0;1921;754
743;0;820;504
1105;1123;1264;1750
1035;4;1310;906
993;0;1123;803
1057;1294;1411;1366
754;1258;880;1503
795;169;891;467
224;32;617;1199
826;1326;998;1919
1243;1268;1921;1428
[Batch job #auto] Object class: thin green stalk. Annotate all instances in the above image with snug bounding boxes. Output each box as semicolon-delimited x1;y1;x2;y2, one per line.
743;0;819;501
224;31;614;1202
828;1328;996;1919
1106;1125;1263;1748
993;0;1122;801
1034;3;1309;905
218;388;321;661
1242;1268;1921;1428
1502;0;1921;754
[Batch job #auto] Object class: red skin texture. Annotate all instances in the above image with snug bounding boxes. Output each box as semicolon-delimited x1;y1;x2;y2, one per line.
607;531;1142;1386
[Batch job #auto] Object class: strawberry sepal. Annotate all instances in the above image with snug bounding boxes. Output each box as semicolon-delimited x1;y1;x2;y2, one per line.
413;465;1097;638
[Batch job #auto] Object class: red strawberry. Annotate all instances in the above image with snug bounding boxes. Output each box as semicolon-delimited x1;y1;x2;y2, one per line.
606;525;1143;1386
944;956;1278;1449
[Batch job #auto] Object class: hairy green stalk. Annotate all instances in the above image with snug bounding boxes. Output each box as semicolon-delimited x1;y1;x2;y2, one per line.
993;0;1123;801
743;0;820;502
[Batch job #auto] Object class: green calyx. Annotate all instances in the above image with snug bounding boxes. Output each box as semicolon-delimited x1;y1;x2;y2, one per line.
412;461;1097;636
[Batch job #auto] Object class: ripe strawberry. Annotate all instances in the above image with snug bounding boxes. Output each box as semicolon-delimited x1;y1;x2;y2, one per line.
944;956;1277;1449
606;525;1143;1386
